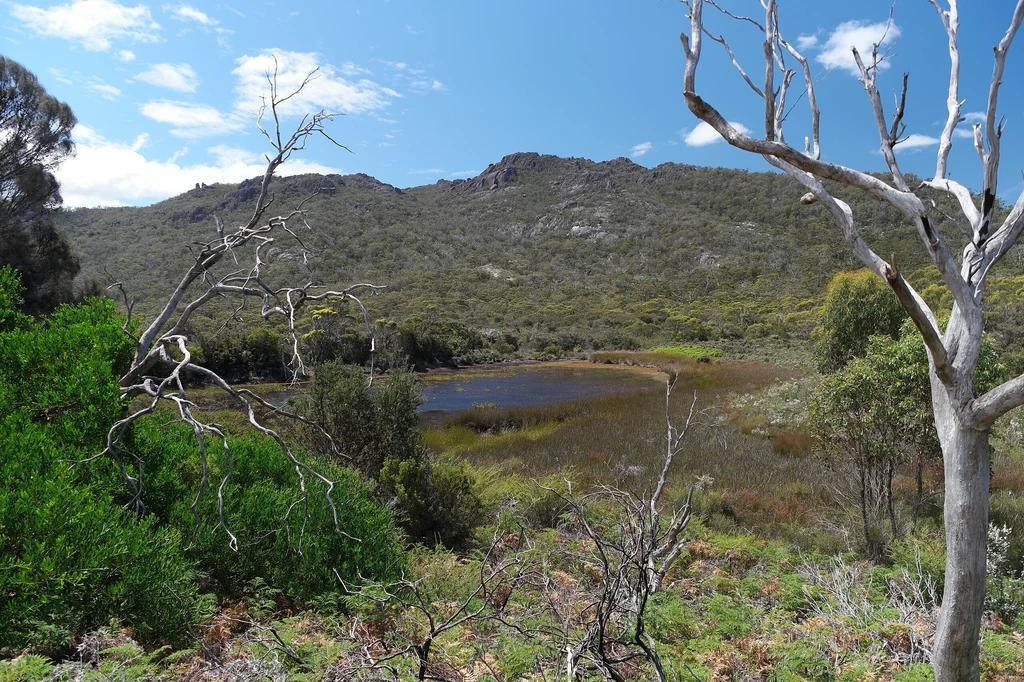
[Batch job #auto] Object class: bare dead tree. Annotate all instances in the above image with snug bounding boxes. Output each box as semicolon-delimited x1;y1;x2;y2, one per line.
96;65;381;552
680;1;1024;679
542;378;698;682
337;526;530;682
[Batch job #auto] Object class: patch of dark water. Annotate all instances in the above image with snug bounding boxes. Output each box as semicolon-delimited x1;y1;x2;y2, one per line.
418;364;662;417
257;363;663;415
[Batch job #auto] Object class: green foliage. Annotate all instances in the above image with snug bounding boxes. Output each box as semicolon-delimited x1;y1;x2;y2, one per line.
0;430;209;652
812;319;1005;553
0;296;133;447
888;532;946;597
769;638;832;682
892;664;937;682
298;362;420;477
0;290;209;653
300;303;372;366
192;323;288;383
378;453;484;548
376;314;486;368
648;344;725;358
985;523;1024;625
128;418;404;601
0;655;54;681
813;269;907;373
0;219;84;316
646;591;698;641
0;265;31;332
701;593;754;639
296;362;485;547
0;57;81;316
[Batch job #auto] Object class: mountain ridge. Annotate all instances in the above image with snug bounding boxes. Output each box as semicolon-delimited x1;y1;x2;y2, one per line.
55;152;1024;357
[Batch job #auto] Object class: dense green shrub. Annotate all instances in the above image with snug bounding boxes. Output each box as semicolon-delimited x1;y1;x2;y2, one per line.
298;362;420;477
191;323;289;383
0;419;211;654
0;297;132;446
298;304;373;367
128;418;405;602
0;275;207;653
0;266;32;332
374;315;486;368
297;361;486;547
378;453;484;549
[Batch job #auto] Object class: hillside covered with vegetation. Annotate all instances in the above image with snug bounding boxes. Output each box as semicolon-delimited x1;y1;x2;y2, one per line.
56;156;1024;370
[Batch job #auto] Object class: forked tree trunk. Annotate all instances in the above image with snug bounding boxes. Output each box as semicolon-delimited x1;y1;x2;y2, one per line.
932;393;990;682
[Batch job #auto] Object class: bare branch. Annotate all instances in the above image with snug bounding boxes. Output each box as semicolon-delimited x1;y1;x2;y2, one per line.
683;0;975;319
776;35;820;159
978;0;1024;243
852;44;909;192
883;256;952;384
928;0;962;181
99;62;383;553
971;372;1024;429
104;278;138;341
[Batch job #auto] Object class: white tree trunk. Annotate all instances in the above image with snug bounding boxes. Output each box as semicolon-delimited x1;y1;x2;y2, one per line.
933;384;990;682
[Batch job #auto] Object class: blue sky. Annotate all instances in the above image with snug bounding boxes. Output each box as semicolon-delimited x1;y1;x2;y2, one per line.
2;0;1023;207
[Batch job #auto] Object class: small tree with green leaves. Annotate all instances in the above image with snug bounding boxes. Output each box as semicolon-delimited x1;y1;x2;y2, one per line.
813;269;907;374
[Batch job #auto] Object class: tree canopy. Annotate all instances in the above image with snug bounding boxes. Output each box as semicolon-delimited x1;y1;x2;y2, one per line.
813;269;907;373
0;55;80;316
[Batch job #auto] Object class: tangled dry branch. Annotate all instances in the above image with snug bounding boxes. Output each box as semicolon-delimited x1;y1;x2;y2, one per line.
95;64;381;552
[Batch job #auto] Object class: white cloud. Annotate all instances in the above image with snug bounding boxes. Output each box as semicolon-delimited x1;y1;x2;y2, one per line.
451;170;479;178
630;141;653;158
413;168;446;175
89;82;121;100
117;49;136;62
58;124;339;207
796;34;819;50
383;60;425;75
166;146;188;163
48;68;74;86
951;112;987;138
683;121;751;146
340;62;372;77
139;100;243;137
10;0;160;51
816;20;901;76
134;63;200;92
165;3;216;25
894;133;939;152
233;50;400;117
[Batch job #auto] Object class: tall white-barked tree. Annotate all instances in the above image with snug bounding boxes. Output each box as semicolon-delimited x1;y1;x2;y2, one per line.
680;1;1024;680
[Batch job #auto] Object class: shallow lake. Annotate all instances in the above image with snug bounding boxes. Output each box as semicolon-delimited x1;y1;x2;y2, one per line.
259;362;665;416
417;362;663;416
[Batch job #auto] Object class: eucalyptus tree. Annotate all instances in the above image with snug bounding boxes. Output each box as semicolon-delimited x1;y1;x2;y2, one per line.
680;1;1024;679
0;55;80;314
